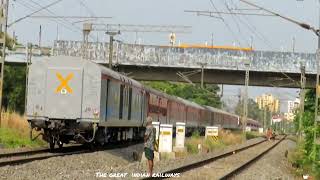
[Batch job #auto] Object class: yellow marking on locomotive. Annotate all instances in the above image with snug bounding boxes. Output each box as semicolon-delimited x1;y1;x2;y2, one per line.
55;72;74;94
177;129;184;133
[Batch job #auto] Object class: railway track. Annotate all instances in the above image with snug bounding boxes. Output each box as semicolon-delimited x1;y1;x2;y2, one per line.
0;141;142;167
0;145;90;167
143;136;285;180
219;135;286;180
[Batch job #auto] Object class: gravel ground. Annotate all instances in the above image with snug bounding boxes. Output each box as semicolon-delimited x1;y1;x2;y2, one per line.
179;138;282;180
235;139;298;180
108;137;265;179
0;143;143;180
0;146;47;154
0;137;266;180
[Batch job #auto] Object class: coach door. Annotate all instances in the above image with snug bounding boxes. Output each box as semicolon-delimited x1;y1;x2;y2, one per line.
45;68;83;119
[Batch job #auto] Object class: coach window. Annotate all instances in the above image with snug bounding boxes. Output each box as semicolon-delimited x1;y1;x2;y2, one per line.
119;84;124;119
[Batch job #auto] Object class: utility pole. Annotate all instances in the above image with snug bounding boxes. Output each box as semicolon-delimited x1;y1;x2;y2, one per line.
243;58;250;140
106;31;120;70
292;36;296;53
25;43;32;114
221;84;224;109
82;23;92;59
314;0;320;156
211;33;214;47
38;25;42;48
197;62;207;88
263;106;267;131
0;0;9;126
299;63;306;140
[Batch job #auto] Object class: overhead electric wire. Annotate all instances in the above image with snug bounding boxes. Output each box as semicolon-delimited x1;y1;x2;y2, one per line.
76;0;96;17
209;0;243;46
211;1;300;87
15;0;80;34
28;0;86;33
9;0;64;27
16;0;97;40
223;0;274;49
239;0;319;36
220;0;251;47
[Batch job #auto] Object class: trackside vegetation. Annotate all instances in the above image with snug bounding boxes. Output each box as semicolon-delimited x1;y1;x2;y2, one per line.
290;89;320;178
0;112;45;148
185;131;243;155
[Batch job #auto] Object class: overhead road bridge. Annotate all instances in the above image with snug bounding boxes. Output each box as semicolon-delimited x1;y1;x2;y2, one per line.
8;41;317;88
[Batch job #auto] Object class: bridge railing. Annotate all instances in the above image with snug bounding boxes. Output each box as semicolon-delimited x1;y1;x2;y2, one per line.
53;40;316;74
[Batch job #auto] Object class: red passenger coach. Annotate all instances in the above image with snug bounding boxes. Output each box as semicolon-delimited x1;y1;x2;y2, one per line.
167;100;186;124
146;89;169;124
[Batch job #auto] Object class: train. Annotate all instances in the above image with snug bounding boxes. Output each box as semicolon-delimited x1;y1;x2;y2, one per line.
26;56;261;149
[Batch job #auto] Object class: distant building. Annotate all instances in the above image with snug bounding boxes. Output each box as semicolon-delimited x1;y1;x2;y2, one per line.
288;98;300;114
284;112;295;122
255;94;280;113
285;98;300;121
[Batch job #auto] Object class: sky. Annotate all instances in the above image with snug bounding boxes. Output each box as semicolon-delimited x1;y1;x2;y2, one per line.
10;0;314;112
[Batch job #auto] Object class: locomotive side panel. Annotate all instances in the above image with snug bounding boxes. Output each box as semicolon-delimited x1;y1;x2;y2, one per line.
27;61;47;119
80;62;101;121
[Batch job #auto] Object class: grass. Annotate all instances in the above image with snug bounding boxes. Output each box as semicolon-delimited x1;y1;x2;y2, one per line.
245;131;261;140
0;111;45;148
185;130;243;154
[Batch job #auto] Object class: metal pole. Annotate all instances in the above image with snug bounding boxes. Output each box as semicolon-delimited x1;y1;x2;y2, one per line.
39;25;42;48
197;62;207;89
264;106;267;131
25;43;32;114
106;31;120;70
243;58;250;140
201;65;204;88
0;0;9;126
313;0;320;158
299;63;306;140
292;36;295;53
108;35;114;69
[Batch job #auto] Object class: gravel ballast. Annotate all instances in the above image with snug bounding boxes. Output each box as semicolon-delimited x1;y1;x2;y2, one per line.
0;137;271;180
234;139;298;180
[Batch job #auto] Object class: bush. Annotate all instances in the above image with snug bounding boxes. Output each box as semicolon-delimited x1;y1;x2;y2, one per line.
220;130;243;145
0;111;45;148
0;128;44;148
203;138;225;151
246;131;259;140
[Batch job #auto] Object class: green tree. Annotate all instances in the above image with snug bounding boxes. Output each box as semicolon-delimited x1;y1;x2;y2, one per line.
2;65;26;113
293;89;320;177
0;34;26;113
235;98;266;123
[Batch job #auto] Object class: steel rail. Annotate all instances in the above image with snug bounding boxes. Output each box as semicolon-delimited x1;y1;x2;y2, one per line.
0;149;90;167
219;135;286;180
0;141;142;167
143;137;268;180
